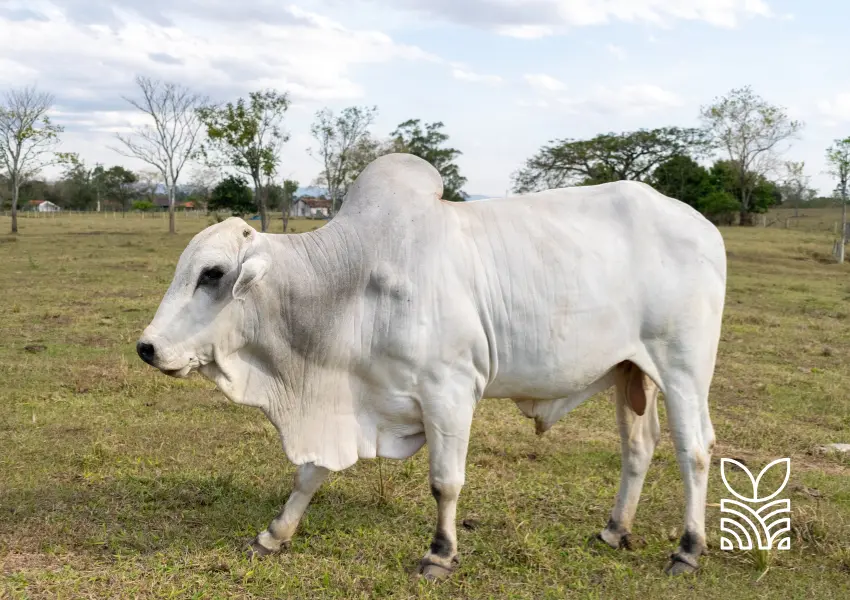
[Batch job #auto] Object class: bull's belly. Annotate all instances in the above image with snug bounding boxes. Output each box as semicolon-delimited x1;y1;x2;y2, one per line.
482;336;634;401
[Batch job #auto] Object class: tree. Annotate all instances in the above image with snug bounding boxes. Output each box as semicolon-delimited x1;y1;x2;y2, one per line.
186;167;219;212
281;179;299;233
56;153;98;210
710;159;780;216
826;137;850;263
779;161;815;218
512;127;709;193
209;174;254;216
310;105;378;216
132;199;156;212
0;86;62;233
113;76;206;234
700;86;802;225
650;154;714;209
391;119;468;201
649;155;743;224
134;169;162;204
102;166;138;213
197;90;290;232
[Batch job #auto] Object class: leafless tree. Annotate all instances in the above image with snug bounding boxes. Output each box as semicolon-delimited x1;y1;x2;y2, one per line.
700;86;802;225
0;86;62;233
113;76;206;233
309;105;377;216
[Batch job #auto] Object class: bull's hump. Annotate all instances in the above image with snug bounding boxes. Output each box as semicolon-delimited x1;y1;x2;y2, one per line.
338;154;444;221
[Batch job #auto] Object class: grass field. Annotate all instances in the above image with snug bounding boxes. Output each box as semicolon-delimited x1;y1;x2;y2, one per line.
1;212;849;599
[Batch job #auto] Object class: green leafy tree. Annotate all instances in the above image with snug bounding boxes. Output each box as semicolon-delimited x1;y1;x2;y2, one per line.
391;119;467;201
310;105;378;215
826;137;850;262
102;166;138;213
512;127;709;193
132;199;156;212
209;174;254;217
0;86;63;233
198;90;290;232
700;86;802;225
710;159;780;216
700;189;740;225
650;155;714;209
56;153;97;210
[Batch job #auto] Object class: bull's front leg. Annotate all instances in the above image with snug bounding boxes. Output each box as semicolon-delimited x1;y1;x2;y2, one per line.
418;403;474;581
248;463;329;558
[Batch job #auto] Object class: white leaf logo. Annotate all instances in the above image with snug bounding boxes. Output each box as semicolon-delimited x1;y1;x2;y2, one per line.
719;458;791;551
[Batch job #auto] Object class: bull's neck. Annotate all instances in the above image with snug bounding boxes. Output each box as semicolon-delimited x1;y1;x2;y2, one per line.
268;220;364;289
243;220;366;447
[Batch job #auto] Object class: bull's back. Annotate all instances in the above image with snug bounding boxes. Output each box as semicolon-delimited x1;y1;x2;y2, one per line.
452;181;726;399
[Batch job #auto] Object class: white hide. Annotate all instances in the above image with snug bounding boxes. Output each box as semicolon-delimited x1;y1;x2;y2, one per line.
141;153;727;473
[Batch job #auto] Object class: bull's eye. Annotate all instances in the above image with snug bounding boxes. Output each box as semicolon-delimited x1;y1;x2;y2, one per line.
198;266;225;287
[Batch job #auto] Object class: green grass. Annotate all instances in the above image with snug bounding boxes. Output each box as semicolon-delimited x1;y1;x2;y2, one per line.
1;212;849;599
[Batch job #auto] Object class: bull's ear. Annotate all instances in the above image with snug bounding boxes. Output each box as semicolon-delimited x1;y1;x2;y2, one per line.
233;253;269;300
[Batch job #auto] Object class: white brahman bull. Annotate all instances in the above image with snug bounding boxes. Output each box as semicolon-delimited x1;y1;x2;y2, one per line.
137;153;726;579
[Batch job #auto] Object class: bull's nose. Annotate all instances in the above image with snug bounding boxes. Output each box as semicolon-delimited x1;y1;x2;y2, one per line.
136;341;156;365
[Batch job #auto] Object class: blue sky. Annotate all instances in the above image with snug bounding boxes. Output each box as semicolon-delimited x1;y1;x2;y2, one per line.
1;0;847;196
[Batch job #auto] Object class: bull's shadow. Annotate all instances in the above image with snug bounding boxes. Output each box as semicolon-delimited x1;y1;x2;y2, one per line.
0;471;409;560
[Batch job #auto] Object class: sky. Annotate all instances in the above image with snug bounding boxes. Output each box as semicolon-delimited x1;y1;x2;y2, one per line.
1;0;847;197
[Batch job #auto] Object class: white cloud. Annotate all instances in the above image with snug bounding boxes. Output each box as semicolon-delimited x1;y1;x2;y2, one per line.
524;73;566;92
495;24;554;39
452;68;503;85
517;98;550;109
367;0;774;37
818;93;850;123
0;2;439;108
559;84;683;115
607;43;627;60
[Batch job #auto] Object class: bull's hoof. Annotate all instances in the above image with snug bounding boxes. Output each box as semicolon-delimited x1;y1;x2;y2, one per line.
664;553;700;576
587;532;618;550
417;557;459;582
589;529;644;551
246;537;287;560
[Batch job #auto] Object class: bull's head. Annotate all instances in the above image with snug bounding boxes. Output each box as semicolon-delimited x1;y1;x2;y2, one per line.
136;217;270;385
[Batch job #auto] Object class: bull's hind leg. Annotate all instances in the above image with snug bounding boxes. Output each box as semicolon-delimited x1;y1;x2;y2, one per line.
661;370;715;575
248;463;329;558
597;362;660;549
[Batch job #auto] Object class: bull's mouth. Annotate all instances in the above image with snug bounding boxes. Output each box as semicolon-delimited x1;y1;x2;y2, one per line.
161;364;194;378
158;357;201;379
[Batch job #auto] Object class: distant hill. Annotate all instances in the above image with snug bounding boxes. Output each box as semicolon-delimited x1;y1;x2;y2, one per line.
294;186;329;198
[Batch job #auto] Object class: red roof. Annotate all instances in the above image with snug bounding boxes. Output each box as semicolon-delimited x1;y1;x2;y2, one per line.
28;199;45;206
302;197;331;209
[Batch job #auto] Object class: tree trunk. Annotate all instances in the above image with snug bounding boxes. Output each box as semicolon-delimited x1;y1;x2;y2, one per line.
281;193;290;233
254;177;268;232
840;196;848;264
11;183;19;234
168;187;176;234
739;209;756;227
